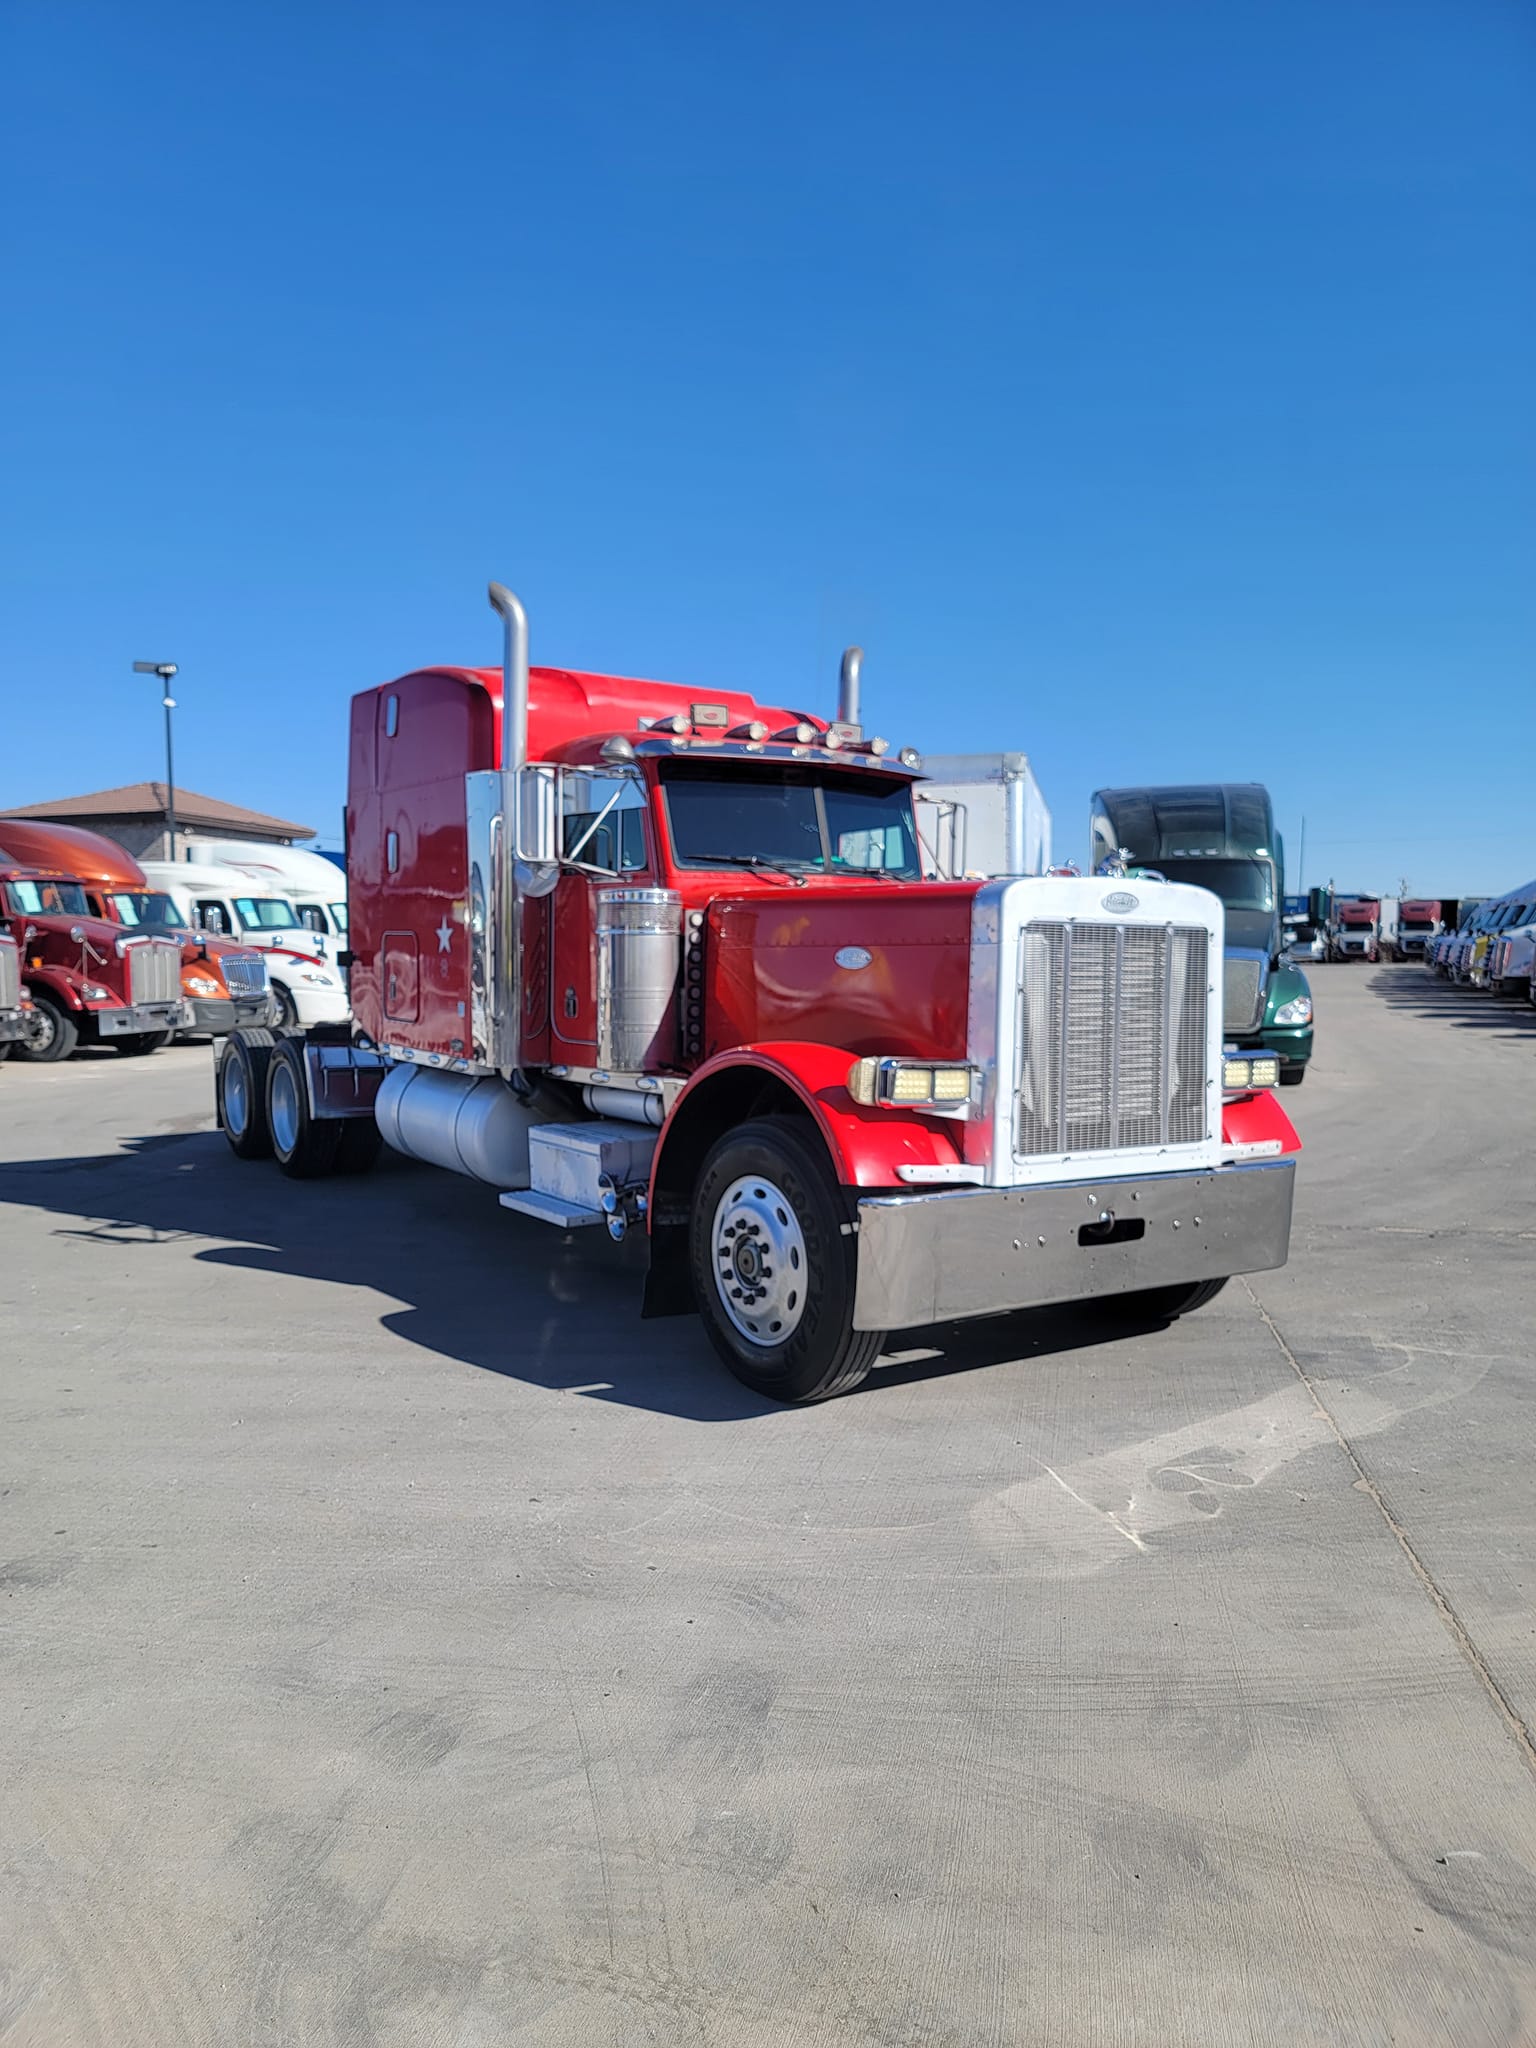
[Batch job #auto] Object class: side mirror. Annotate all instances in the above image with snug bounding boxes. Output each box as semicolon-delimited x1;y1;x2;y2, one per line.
512;764;559;897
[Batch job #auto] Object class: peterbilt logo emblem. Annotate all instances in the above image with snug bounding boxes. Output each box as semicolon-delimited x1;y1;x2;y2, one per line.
835;946;872;970
1101;891;1140;913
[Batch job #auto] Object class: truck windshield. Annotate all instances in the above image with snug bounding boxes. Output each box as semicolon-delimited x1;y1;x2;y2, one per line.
5;879;91;917
662;765;922;878
1150;858;1274;911
107;890;188;929
233;896;302;930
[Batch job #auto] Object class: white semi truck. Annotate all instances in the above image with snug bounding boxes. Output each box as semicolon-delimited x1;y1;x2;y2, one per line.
139;861;348;1029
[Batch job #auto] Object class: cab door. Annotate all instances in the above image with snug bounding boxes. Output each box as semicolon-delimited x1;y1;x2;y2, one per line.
548;770;651;1062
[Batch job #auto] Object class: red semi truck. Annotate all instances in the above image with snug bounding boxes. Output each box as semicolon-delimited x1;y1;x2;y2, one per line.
0;818;272;1039
216;583;1300;1401
0;931;39;1060
1385;900;1443;961
1329;896;1381;962
0;859;186;1060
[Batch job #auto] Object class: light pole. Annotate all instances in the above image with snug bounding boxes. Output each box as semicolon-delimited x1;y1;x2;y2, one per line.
132;661;179;858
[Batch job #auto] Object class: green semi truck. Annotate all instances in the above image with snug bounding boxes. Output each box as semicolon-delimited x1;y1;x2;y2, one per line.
1090;784;1312;1086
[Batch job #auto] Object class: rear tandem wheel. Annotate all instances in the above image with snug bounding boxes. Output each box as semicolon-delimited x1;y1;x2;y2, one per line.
218;1028;276;1159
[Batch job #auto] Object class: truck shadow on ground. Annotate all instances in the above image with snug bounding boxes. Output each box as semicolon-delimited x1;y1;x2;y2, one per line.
1363;963;1536;1041
0;1132;1142;1421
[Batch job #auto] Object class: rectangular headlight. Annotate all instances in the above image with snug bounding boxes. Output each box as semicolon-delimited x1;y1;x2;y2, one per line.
930;1067;972;1102
1223;1056;1253;1091
1249;1056;1281;1088
846;1057;975;1112
888;1066;934;1103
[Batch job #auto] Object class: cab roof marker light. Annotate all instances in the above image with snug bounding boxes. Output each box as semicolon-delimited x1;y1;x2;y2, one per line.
898;747;922;769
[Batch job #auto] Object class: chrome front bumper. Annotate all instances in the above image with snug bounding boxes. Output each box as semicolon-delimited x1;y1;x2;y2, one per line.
852;1160;1295;1331
95;1000;189;1038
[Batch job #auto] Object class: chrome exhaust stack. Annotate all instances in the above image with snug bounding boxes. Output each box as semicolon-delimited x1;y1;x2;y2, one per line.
838;645;863;730
488;581;530;775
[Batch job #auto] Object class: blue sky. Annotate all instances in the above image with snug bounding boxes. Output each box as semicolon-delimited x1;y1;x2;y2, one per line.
3;0;1532;894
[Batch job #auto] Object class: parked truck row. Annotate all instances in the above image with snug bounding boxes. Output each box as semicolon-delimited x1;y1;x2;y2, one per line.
0;820;356;1063
1428;884;1536;1001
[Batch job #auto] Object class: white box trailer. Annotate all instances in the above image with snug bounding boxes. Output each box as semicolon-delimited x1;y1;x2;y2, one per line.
181;838;349;940
915;753;1052;878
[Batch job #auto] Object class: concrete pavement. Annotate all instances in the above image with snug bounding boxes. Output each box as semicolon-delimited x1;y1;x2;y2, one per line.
2;970;1534;2046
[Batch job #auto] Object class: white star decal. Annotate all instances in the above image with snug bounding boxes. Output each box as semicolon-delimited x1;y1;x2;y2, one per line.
436;918;453;953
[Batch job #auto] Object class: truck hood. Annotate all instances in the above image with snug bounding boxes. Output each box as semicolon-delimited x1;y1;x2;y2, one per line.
12;911;126;958
705;882;981;1063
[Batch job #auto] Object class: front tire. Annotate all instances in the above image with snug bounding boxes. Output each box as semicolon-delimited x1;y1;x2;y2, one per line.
271;982;300;1029
267;1038;341;1179
115;1031;171;1057
15;994;77;1063
688;1117;880;1402
1100;1276;1230;1322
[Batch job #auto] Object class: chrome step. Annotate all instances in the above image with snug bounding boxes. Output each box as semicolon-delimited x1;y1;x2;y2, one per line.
499;1189;605;1229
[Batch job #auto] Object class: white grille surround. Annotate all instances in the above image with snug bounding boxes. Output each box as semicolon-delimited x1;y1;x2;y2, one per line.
0;937;19;1012
963;876;1226;1187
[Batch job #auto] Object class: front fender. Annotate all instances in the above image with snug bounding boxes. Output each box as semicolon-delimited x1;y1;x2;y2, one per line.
655;1042;966;1197
22;964;89;1012
1222;1090;1301;1156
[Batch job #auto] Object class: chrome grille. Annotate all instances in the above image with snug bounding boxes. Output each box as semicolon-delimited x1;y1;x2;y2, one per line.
1017;921;1209;1156
0;938;18;1012
128;937;181;1006
1222;953;1266;1033
219;951;269;1000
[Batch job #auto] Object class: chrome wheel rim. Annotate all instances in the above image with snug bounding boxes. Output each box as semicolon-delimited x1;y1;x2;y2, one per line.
32;1007;57;1051
269;1061;300;1156
711;1175;808;1348
223;1056;249;1137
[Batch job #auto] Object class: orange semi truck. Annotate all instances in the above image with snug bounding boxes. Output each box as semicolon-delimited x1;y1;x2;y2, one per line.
0;819;271;1044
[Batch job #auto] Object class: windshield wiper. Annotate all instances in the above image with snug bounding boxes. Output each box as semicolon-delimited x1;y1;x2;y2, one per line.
827;861;909;881
691;852;809;887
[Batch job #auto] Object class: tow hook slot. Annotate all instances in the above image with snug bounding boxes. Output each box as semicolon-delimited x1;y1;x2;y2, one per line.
1078;1212;1146;1248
